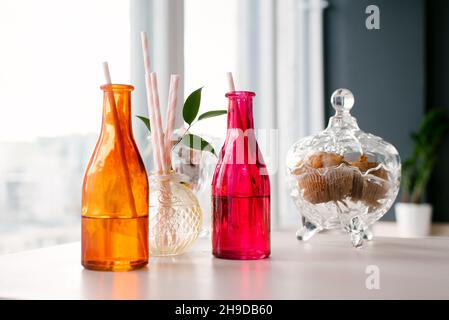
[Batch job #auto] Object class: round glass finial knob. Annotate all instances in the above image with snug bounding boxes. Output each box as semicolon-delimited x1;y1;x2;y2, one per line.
331;88;354;113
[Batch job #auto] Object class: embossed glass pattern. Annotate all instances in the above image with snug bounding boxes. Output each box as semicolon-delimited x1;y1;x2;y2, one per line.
149;172;202;256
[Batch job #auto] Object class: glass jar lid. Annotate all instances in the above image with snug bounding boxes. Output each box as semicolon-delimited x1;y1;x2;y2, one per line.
287;88;401;175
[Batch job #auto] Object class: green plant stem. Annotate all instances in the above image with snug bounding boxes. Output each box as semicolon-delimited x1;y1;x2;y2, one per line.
172;123;193;150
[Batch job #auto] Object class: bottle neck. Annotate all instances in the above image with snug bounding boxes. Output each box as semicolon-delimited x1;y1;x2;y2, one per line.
101;89;133;135
226;92;255;131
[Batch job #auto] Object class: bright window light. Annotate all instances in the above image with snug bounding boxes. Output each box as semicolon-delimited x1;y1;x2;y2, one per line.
184;0;238;140
0;0;130;142
0;0;130;254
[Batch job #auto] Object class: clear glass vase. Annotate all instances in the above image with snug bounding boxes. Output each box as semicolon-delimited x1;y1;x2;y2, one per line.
149;172;202;256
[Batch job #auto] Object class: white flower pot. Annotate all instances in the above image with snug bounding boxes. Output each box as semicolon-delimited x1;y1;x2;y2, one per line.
395;203;433;238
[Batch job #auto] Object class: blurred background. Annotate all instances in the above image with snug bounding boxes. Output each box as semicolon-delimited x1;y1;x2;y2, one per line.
0;0;448;254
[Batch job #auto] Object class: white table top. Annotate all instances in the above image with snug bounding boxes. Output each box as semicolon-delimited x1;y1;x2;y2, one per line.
1;232;448;299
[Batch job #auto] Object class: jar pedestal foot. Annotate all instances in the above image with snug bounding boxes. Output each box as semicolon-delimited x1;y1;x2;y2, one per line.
363;228;374;241
296;217;321;241
345;216;368;248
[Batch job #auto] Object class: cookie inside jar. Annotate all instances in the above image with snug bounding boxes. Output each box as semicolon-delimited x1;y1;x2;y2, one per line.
293;152;390;208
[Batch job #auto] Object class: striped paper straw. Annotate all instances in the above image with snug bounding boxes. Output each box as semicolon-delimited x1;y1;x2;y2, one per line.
141;31;151;73
145;74;162;173
165;74;180;168
141;31;165;173
150;72;168;173
102;62;138;216
227;72;236;91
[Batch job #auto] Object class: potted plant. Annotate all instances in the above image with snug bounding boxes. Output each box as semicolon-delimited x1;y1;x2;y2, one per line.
395;109;449;237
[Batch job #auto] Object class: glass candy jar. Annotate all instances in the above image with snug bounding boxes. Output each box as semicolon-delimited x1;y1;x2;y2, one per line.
286;89;401;247
149;172;202;256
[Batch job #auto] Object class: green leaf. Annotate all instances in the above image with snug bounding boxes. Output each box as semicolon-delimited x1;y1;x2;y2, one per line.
181;133;216;156
183;87;203;125
197;109;227;121
136;115;151;132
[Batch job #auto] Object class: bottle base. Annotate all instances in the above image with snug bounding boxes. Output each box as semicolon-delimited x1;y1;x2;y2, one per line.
82;259;148;272
213;250;270;260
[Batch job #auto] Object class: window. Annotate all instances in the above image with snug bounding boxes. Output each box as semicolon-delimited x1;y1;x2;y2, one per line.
184;0;238;141
0;0;131;253
0;0;326;254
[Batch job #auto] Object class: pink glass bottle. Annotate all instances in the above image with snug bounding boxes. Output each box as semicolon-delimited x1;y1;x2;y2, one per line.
212;91;271;260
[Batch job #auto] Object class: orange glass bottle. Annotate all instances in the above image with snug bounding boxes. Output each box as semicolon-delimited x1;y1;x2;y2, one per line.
82;84;149;271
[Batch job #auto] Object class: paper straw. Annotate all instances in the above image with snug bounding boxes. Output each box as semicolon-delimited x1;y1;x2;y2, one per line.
140;32;174;250
165;74;180;168
141;32;164;172
145;74;162;172
227;72;236;91
103;62;113;84
141;31;151;73
102;62;138;217
150;72;168;173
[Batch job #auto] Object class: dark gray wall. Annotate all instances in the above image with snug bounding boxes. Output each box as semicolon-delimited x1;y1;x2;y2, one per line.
324;0;426;220
427;0;449;222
